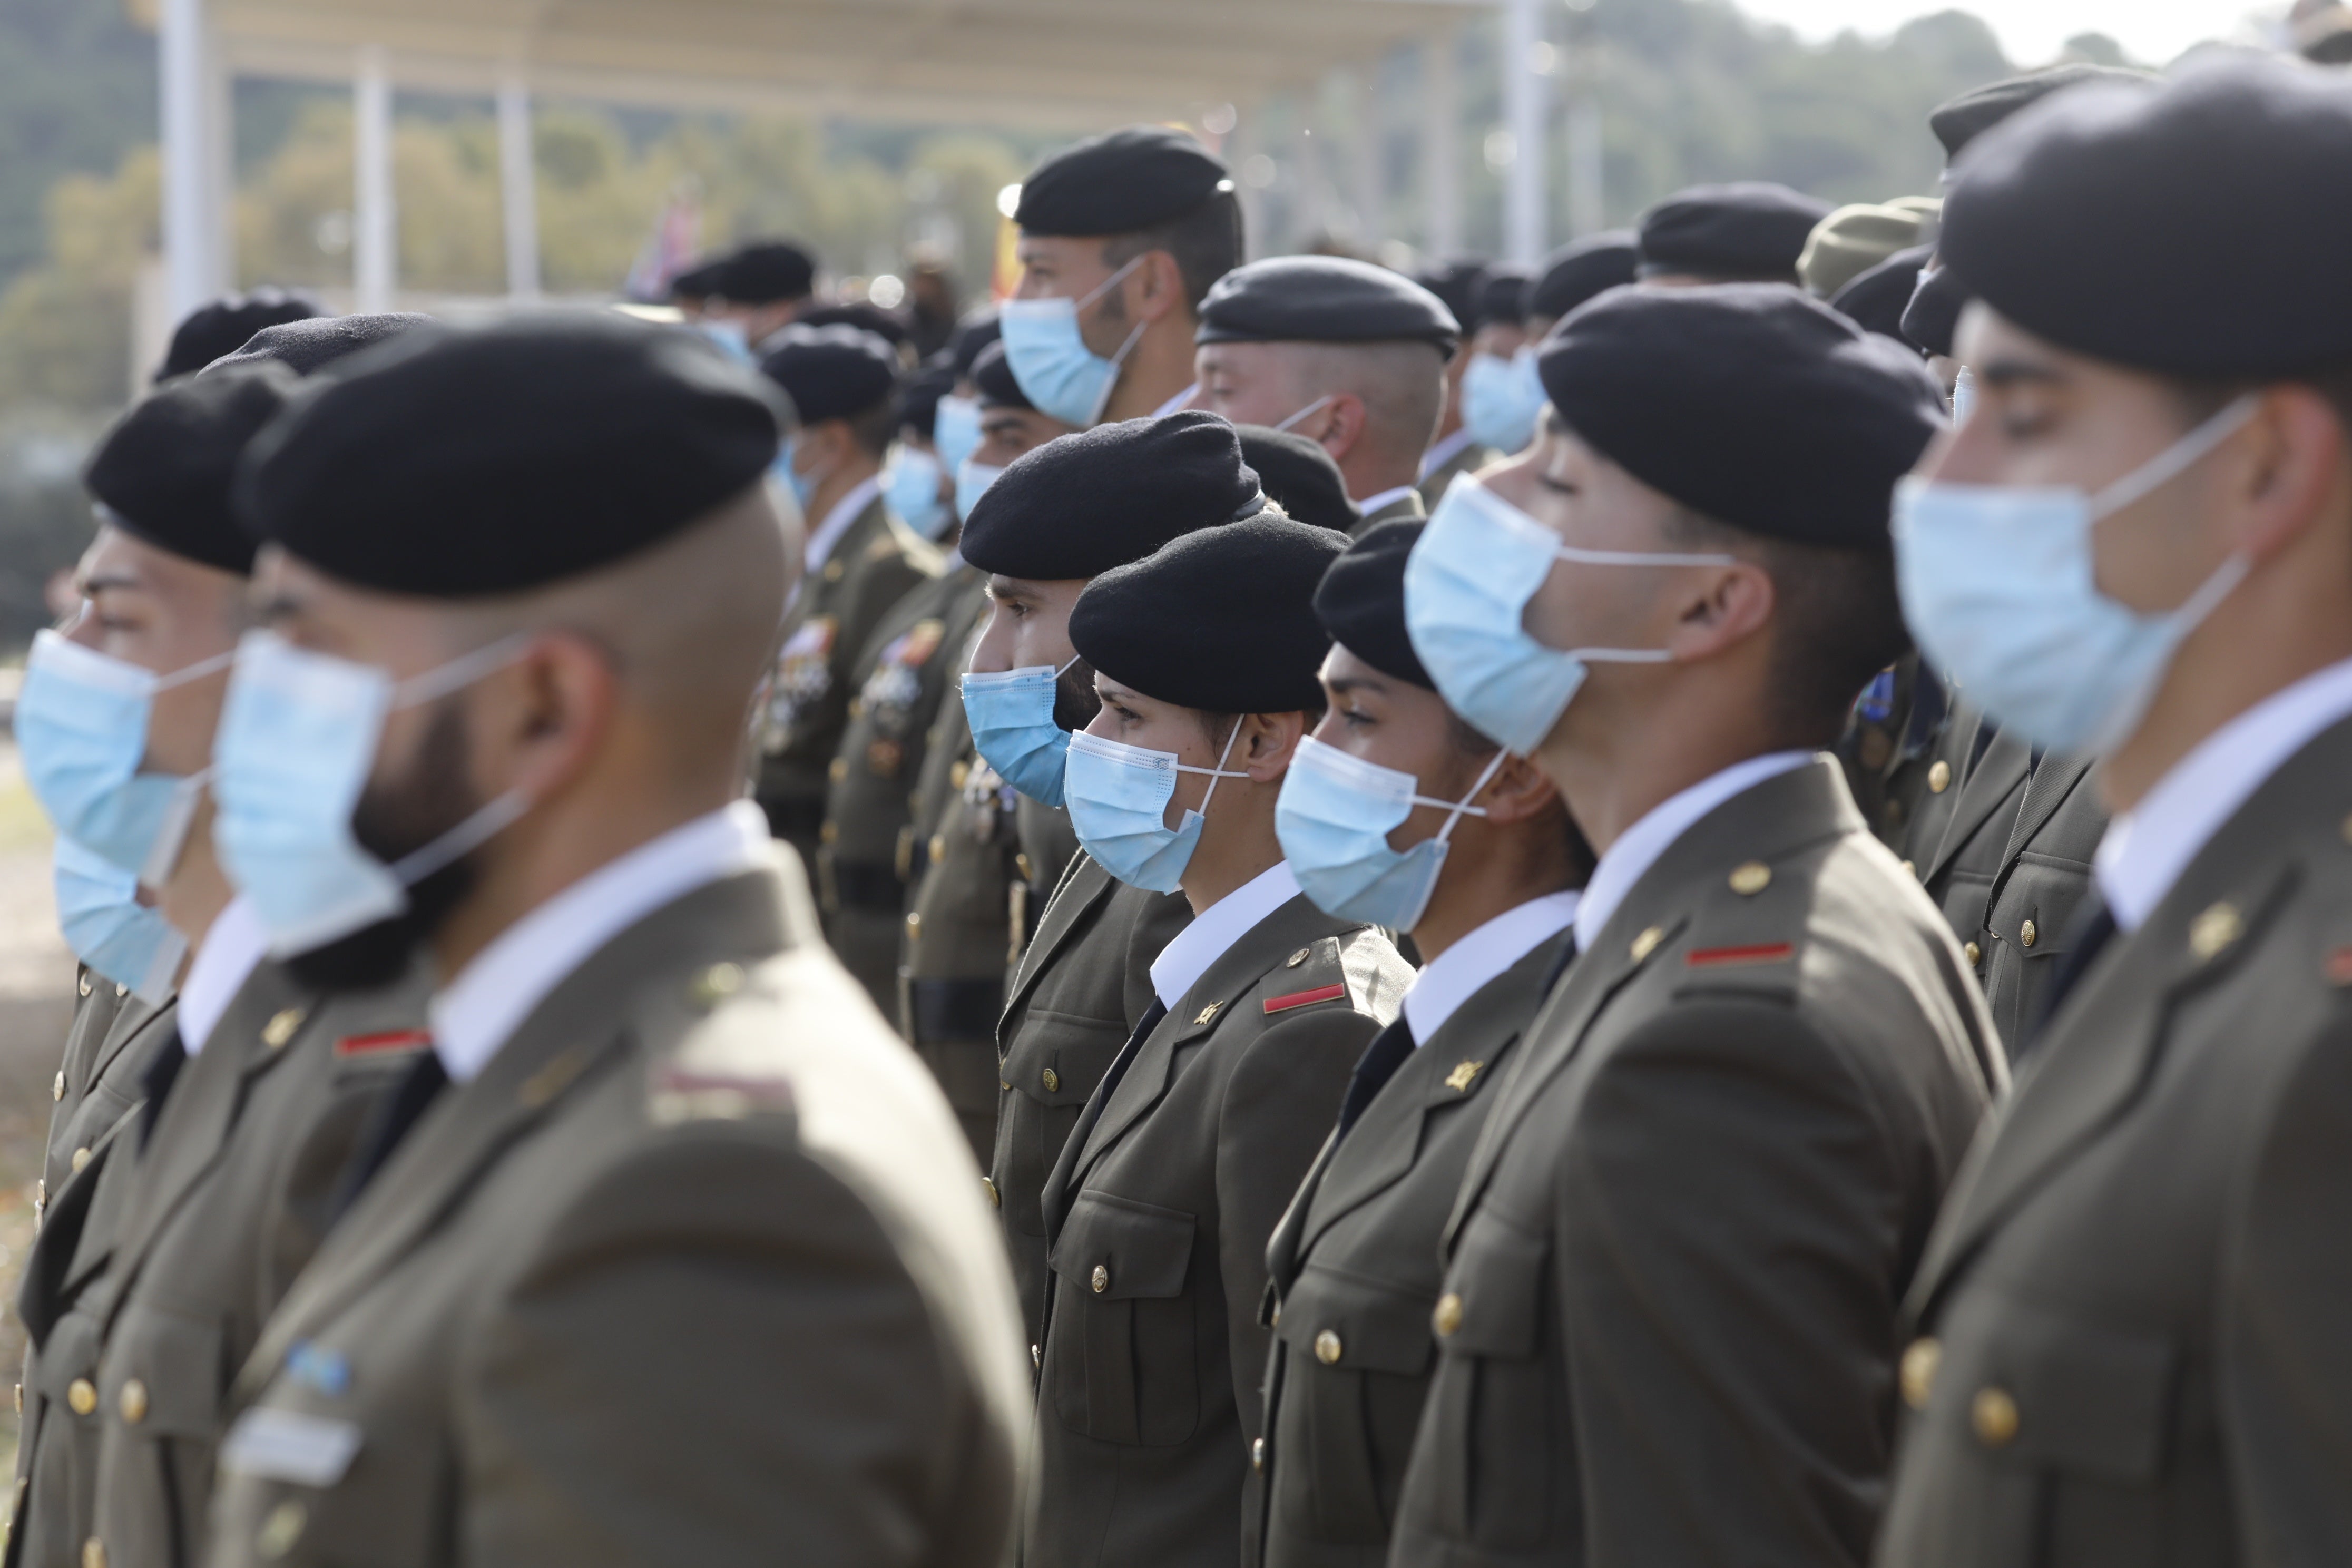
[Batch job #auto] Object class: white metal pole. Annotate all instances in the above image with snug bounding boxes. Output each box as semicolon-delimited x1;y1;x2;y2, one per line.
497;72;541;302
1569;93;1605;239
1502;0;1547;264
159;0;218;323
354;45;395;313
1423;30;1462;259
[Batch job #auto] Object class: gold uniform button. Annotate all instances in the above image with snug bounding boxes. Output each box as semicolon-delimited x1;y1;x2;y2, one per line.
114;984;126;999
982;1177;999;1208
828;757;849;782
1963;940;1982;967
2020;918;2038;949
1269;1302;1281;1328
78;972;93;997
1630;926;1665;962
1899;1338;1940;1411
256;1500;306;1559
1251;1437;1266;1471
928;833;947;866
11;1383;18;1414
1902;859;1917;878
951;760;970;789
1314;1329;1343;1365
1031;1344;1041;1369
1432;1292;1464;1338
261;1007;305;1048
67;1378;97;1416
118;1380;147;1424
1729;860;1772;895
52;1071;64;1102
2190;900;2243;962
1091;1264;1111;1294
1928;759;1953;794
1015;852;1034;881
687;962;746;1007
819;820;838;845
905;912;923;937
1041;1067;1061;1093
1286;948;1309;968
82;1538;105;1568
71;1146;91;1173
1972;1386;2020;1446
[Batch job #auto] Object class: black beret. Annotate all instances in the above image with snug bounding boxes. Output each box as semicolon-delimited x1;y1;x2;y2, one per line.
1540;285;1943;550
1472;267;1531;331
1941;56;2352;378
1313;519;1429;689
1234;427;1358;535
1830;243;1935;346
236;311;787;597
85;362;299;576
718;241;816;304
1636;184;1831;281
948;311;1002;379
798;300;910;349
896;360;955;439
1412;260;1488;333
970;340;1031;410
1929;64;2156;160
158;290;322;382
668;260;727;302
1524;231;1639;322
203;312;434;378
1071;514;1346;714
1197;256;1459;352
758;325;899;426
961;411;1262;580
1899;262;1969;358
1015;125;1232;237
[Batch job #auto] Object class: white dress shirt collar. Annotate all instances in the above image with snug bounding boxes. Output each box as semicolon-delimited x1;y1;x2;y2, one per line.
177;896;268;1056
1418;427;1478;482
429;801;771;1083
1403;890;1579;1044
1149;860;1301;1010
1149;382;1200;419
1352;483;1420;518
1574;751;1814;954
2095;654;2352;933
803;473;883;577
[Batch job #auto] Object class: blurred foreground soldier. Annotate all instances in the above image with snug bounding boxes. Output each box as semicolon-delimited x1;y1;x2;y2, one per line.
1253;521;1591;1568
665;259;726;321
1635;181;1831;287
1392;286;2000;1567
1235;426;1359;536
895;342;1076;1159
1195;257;1457;534
706;239;817;349
203;312;435;378
8;367;298;1568
155;290;321;382
880;359;957;548
905;250;960;359
1003;126;1241;426
1522;231;1638;345
199;313;1023;1567
962;416;1249;1341
756;324;942;866
1878;58;2352;1564
1030;516;1409;1568
1436;265;1532;490
1408;260;1488;508
1829;241;1936;344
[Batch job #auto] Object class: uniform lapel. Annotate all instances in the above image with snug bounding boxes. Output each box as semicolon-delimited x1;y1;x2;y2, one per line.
1922;720;2027;883
998;854;1116;1028
233;866;796;1404
83;996;170;1108
1996;750;2096;869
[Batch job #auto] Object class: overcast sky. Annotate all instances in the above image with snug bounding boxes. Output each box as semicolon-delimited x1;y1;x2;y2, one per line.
1728;1;2280;67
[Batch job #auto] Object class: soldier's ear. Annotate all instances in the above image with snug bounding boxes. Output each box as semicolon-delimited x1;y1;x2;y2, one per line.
1241;710;1308;780
1475;751;1562;828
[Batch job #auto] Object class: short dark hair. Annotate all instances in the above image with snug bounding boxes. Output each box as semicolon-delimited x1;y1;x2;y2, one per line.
842;397;897;459
2167;361;2352;440
1665;508;1912;749
1102;191;1244;314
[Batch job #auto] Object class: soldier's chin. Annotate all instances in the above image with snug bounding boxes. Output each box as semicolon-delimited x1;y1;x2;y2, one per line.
282;858;476;993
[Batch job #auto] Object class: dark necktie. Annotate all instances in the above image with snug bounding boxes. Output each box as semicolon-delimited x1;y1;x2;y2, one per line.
138;1026;188;1148
1042;997;1165;1244
1333;1018;1416;1143
329;1048;450;1221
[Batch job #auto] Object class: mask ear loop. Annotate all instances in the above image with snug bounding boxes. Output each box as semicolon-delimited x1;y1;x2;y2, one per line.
2088;393;2261;520
1274;395;1334;435
1181;714;1251;822
1543;540;1745;665
377;632;541;887
1430;748;1510;847
152;648;237;691
1075;256;1150;425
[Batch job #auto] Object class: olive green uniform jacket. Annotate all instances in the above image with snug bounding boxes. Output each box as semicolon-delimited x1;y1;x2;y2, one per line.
990;854;1191;1348
82;961;428;1568
819;566;988;1016
1253;928;1572;1568
1353;489;1426;542
758;493;941;864
205;853;1026;1568
1876;712;2352;1568
1415;439;1491;512
1390;760;2001;1568
1027;893;1412;1568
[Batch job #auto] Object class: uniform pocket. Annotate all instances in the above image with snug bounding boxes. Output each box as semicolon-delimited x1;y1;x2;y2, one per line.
1000;1011;1127;1238
1272;1264;1438;1540
1047;1190;1199;1446
1424;1211;1552;1551
1961;1299;2175;1485
105;1306;224;1439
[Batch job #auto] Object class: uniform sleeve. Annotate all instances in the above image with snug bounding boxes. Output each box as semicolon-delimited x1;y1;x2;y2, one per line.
458;1124;995;1568
2220;1008;2352;1566
1214;1008;1375;1447
1554;1001;1904;1568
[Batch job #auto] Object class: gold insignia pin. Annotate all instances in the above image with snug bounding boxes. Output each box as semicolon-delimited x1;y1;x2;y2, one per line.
261;1007;305;1048
2189;901;2243;962
1194;1001;1222;1027
1729;861;1772;896
1444;1060;1484;1092
1630;926;1665;962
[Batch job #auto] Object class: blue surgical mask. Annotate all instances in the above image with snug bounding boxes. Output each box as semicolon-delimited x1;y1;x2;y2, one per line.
775;436;820;514
1460;348;1545;457
691;319;753;365
998;257;1147;427
1405;477;1734;754
1893;393;2259;756
212;630;531;957
1063;720;1248;894
962;656;1080;806
886;448;952;540
1277;737;1503;930
53;835;185;1002
17;630;232;880
934;394;984;474
956;458;1005;523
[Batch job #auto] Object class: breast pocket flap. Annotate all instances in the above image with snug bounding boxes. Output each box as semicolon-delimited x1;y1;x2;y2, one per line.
1976;1304;2175;1484
109;1307;224;1438
1050;1190;1195;1300
1002;1010;1126;1107
1439;1214;1548;1362
1276;1264;1435;1376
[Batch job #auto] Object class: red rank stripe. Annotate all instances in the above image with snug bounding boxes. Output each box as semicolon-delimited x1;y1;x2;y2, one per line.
335;1028;433;1057
1263;983;1347;1014
1683;943;1794;968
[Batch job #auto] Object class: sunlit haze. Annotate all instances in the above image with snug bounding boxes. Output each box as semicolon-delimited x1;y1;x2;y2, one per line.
1730;0;2279;67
